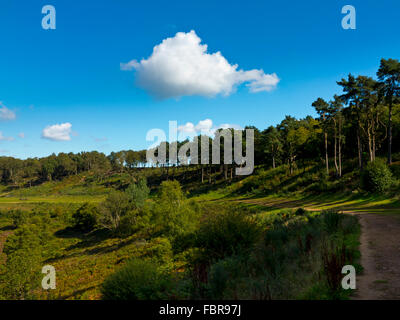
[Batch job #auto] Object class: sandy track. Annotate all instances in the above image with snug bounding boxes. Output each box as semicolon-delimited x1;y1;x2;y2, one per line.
352;213;400;300
236;198;400;299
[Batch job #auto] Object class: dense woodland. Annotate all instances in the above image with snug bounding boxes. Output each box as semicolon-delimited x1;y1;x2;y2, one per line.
1;59;399;187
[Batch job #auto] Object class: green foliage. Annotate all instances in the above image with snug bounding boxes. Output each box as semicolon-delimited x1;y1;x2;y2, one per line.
195;207;262;260
361;159;394;193
322;209;342;233
152;181;200;239
72;203;99;232
99;190;131;231
10;210;30;228
390;162;400;179
117;207;151;237
101;259;174;300
143;237;173;264
125;177;150;209
0;224;45;299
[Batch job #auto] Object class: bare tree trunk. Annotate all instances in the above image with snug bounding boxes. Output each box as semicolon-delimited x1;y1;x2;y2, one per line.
333;119;339;176
272;155;276;169
367;127;373;163
357;125;363;170
338;119;342;177
388;101;393;165
324;131;329;175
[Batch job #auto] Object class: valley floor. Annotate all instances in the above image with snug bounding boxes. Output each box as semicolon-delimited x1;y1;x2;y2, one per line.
1;190;399;299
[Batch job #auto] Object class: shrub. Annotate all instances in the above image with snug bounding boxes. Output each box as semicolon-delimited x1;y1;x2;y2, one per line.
10;210;29;228
152;181;200;239
264;225;289;247
361;159;394;193
195;208;262;260
117;207;151;237
143;237;173;264
101;259;174;300
322;209;342;233
294;207;307;216
72;203;98;232
1;224;43;299
125;177;150;209
322;242;348;296
99;190;131;231
389;162;400;179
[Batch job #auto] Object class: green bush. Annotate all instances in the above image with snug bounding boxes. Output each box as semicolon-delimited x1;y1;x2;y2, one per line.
322;209;342;233
195;208;262;260
143;237;173;263
125;177;150;209
72;203;98;232
152;181;200;239
0;224;43;299
99;190;131;231
294;208;307;216
101;259;173;300
389;162;400;179
117;207;151;237
264;225;289;247
361;159;394;193
10;210;30;228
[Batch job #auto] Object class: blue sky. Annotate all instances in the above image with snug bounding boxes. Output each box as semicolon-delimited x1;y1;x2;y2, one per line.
0;0;399;159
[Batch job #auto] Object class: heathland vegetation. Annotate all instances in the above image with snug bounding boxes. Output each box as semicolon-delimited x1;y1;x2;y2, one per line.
0;58;399;300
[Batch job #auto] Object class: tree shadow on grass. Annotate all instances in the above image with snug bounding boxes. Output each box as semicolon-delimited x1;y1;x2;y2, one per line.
82;236;144;256
55;227;112;250
0;225;15;231
57;285;98;300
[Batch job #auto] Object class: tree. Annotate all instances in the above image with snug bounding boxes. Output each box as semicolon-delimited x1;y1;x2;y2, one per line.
312;98;330;175
100;190;131;231
338;74;364;169
152;180;200;239
125;177;150;209
329;95;344;177
263;126;282;169
377;58;400;164
73;203;99;232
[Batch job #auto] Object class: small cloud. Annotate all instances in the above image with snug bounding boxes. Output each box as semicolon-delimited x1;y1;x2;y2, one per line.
42;122;73;141
0;132;15;141
93;136;108;142
121;30;279;99
120;60;139;71
0;102;16;121
18;132;25;139
177;119;242;139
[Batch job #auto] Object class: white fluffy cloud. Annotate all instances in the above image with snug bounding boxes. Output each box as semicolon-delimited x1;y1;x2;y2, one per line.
0;102;16;121
177;119;242;139
0;132;15;141
42;123;73;141
121;30;279;99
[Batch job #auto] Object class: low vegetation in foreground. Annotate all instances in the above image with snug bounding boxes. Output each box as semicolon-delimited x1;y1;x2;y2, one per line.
0;178;362;300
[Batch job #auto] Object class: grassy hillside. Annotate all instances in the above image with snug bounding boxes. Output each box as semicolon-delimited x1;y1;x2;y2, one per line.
0;159;399;300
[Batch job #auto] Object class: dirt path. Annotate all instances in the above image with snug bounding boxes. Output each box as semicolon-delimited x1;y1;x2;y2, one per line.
236;197;400;299
352;213;400;300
